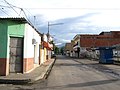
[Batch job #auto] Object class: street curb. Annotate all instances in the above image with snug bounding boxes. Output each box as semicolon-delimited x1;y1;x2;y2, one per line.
0;58;56;85
30;58;56;83
0;79;31;85
44;58;56;79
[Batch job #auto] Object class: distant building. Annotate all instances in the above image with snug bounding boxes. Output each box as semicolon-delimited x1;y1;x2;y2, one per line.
72;31;120;59
73;34;80;58
80;31;120;48
42;33;53;60
64;43;72;56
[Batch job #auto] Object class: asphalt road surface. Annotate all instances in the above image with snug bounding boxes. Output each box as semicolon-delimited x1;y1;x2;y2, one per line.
0;55;120;90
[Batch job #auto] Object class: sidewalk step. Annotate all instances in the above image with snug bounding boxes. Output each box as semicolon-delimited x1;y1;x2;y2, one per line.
0;79;31;84
0;59;56;85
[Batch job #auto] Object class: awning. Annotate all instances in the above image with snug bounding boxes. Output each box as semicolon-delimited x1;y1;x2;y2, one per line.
73;45;80;49
43;41;53;50
73;45;80;51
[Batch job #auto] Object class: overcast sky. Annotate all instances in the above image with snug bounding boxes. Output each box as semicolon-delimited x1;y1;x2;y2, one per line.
0;0;120;45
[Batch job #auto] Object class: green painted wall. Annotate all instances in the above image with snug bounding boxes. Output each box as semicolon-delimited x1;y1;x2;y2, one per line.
7;21;25;59
8;21;25;37
0;20;25;58
0;21;8;58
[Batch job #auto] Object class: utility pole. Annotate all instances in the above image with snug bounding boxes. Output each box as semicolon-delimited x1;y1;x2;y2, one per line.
34;16;36;26
47;22;63;42
48;22;50;34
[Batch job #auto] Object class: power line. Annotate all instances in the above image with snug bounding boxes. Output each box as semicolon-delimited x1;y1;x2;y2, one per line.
0;1;33;24
21;9;30;21
0;8;9;16
18;9;22;16
3;0;19;16
24;7;120;10
2;3;34;17
0;1;38;32
1;3;120;11
24;8;33;16
0;4;10;8
21;8;34;25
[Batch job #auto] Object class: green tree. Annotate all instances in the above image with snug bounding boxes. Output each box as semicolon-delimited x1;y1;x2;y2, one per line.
54;46;59;54
60;46;65;55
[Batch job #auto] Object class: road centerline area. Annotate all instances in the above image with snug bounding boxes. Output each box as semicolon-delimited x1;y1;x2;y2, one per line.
1;55;120;90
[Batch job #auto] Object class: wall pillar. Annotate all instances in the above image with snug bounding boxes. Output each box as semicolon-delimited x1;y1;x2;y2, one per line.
0;58;8;76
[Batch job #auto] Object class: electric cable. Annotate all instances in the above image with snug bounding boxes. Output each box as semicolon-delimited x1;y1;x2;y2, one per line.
0;8;9;16
3;0;19;15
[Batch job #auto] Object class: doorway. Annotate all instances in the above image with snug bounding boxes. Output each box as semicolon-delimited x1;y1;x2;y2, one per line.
9;37;23;73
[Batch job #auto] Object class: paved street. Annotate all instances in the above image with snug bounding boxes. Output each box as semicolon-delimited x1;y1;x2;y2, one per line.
1;55;120;90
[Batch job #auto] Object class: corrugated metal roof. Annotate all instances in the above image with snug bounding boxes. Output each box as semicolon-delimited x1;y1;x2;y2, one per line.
0;17;25;19
0;17;27;22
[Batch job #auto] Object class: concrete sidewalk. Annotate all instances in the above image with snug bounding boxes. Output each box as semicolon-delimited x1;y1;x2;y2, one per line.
0;58;56;84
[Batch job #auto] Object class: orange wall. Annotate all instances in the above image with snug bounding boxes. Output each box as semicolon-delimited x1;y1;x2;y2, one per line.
23;58;34;73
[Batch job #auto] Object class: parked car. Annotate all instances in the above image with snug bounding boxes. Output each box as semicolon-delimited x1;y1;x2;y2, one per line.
51;54;56;58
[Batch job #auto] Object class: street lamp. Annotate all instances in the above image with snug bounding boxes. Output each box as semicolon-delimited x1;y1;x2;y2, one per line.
47;22;64;35
47;22;63;56
47;21;64;43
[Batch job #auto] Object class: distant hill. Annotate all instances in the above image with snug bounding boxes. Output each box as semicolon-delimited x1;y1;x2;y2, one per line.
56;43;65;47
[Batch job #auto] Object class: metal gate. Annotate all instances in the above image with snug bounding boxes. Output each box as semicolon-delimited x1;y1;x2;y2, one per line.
9;37;23;73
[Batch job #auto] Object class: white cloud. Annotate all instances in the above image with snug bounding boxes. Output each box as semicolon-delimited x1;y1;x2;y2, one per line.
1;0;120;44
55;43;62;46
86;10;120;27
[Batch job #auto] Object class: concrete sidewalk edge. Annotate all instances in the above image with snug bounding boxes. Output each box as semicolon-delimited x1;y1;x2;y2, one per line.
30;58;56;83
0;58;56;85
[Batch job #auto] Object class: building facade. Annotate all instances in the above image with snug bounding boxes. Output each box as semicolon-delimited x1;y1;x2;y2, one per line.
80;31;120;48
73;34;81;58
72;31;120;59
0;18;41;76
64;43;72;56
42;34;53;62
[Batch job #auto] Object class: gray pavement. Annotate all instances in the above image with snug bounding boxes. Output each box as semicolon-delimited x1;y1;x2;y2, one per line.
0;58;55;84
33;55;120;90
42;56;120;90
73;58;120;79
1;55;120;90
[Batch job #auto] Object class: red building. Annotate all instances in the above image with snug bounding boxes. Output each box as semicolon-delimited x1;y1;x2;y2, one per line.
80;31;120;48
